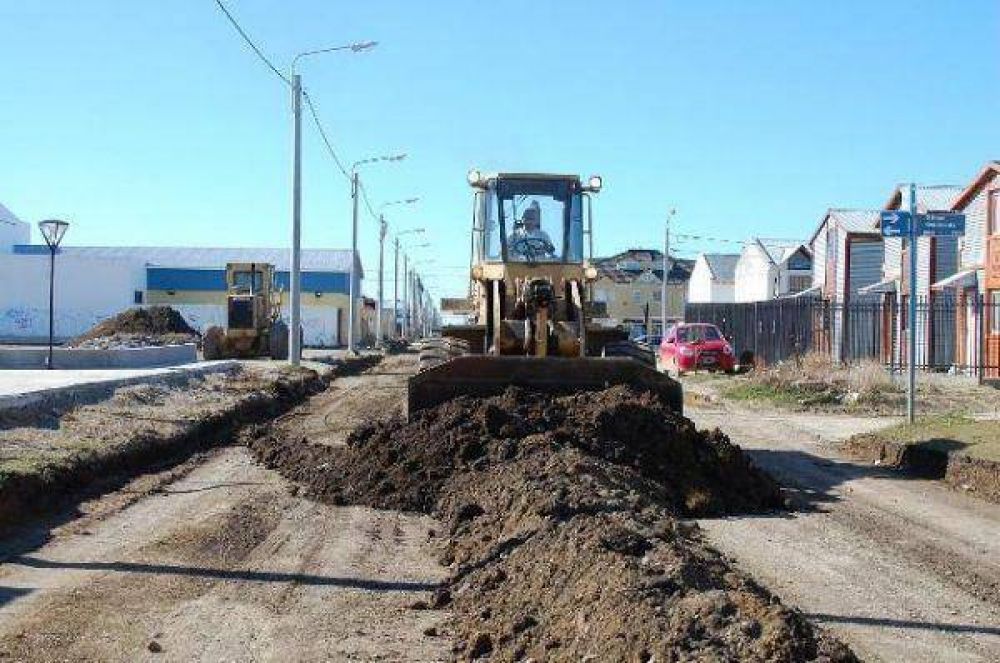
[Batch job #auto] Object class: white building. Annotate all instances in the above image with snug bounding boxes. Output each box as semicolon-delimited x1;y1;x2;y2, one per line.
687;253;738;304
734;240;813;303
0;203;29;251
0;206;362;346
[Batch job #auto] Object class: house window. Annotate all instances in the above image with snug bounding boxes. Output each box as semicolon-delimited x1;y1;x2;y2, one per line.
788;275;811;293
632;290;642;303
134;290;144;305
990;189;1000;236
992;291;1000;334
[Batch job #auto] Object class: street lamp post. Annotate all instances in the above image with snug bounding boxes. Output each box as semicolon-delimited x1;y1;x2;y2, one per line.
661;208;676;337
38;220;69;370
377;198;418;347
392;228;425;339
288;40;376;366
408;257;435;340
348;154;406;353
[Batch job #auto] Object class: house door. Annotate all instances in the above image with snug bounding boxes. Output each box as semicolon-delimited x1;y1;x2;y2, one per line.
985;189;1000;376
958;286;977;373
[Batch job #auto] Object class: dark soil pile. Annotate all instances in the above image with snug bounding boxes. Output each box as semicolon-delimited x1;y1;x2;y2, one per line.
69;306;198;348
249;386;856;661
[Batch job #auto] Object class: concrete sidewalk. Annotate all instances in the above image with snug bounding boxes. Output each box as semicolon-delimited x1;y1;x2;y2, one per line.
0;361;239;413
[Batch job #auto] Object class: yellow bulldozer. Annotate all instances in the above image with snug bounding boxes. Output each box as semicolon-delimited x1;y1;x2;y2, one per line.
202;262;289;361
408;170;682;416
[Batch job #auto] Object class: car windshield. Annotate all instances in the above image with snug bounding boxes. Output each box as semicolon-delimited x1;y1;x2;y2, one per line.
677;325;721;343
483;178;584;263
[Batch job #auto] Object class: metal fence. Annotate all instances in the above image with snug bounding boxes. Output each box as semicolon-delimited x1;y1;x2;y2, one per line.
685;295;999;379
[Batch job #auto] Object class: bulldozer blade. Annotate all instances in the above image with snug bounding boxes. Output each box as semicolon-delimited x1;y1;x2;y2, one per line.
406;355;682;419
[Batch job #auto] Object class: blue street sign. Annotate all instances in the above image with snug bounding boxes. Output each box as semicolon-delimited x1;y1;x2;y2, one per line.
917;211;965;237
880;210;911;237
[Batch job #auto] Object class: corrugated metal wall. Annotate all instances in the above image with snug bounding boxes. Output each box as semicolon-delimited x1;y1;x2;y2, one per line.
883;236;901;280
848;239;884;296
959;174;996;272
811;227;827;289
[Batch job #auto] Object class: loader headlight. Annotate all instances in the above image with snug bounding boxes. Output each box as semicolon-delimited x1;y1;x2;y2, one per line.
585;175;603;192
471;264;484;280
584;265;598;280
467;168;484;187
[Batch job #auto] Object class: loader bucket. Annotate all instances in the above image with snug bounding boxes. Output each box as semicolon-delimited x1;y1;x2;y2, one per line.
406;355;682;419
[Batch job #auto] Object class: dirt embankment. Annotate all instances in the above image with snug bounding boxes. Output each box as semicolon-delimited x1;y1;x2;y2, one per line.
68;306;199;349
0;355;381;531
843;433;1000;503
250;385;856;661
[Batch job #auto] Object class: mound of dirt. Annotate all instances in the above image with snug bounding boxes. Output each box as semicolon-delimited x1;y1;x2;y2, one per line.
249;386;855;661
69;306;198;348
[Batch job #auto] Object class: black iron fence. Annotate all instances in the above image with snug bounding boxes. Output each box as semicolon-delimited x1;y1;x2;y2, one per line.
685;295;1000;378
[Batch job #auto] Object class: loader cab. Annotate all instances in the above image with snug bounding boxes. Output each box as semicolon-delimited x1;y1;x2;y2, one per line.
225;263;276;332
470;172;601;266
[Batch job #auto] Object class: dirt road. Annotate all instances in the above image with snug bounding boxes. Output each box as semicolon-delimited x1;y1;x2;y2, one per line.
0;355;448;662
687;399;1000;662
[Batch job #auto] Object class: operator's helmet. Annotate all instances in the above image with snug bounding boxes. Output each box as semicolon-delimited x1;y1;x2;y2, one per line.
523;201;541;231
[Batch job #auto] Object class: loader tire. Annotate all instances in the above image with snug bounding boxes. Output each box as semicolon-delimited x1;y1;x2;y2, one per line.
203;326;225;361
270;320;289;360
602;340;656;369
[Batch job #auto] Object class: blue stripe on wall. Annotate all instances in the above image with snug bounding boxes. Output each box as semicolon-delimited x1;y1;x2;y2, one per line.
147;268;351;294
12;244;58;255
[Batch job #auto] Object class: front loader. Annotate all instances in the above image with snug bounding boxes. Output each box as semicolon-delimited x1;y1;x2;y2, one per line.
202;262;289;361
407;170;682;416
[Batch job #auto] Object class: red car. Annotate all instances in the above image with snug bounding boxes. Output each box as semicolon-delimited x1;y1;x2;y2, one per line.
659;323;735;375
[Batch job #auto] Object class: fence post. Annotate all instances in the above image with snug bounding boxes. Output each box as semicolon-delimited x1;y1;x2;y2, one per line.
979;293;986;385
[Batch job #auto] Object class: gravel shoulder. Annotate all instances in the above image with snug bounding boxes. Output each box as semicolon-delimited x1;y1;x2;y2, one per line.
0;354;449;662
686;396;1000;662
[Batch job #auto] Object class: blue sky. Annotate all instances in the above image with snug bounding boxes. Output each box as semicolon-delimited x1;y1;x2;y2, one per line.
2;1;998;299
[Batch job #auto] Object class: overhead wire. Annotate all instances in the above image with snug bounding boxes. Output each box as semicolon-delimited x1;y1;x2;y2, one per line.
301;90;351;181
211;0;426;284
212;0;291;86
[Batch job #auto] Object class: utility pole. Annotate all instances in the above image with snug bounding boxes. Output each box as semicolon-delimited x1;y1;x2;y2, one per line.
377;215;387;348
661;208;675;336
283;42;377;363
393;238;400;338
907;182;917;423
348;172;360;353
289;73;303;366
402;253;409;338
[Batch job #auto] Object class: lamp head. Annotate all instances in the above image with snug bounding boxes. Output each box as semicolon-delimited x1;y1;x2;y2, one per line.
38;219;69;249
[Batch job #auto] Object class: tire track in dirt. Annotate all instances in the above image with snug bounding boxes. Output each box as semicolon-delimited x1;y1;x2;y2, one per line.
0;355;448;662
688;401;1000;662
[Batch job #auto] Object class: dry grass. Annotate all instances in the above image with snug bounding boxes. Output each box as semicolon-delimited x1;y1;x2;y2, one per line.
872;415;1000;463
725;353;901;409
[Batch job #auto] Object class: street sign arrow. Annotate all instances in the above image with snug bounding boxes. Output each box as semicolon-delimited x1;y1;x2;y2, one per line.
880;210;911;237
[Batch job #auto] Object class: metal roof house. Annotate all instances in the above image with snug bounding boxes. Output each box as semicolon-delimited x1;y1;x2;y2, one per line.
734;239;812;303
942;162;1000;373
809;209;884;303
687;253;739;304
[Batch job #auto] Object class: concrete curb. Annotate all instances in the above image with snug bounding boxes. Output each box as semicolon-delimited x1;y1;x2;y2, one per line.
0;344;198;369
0;361;241;419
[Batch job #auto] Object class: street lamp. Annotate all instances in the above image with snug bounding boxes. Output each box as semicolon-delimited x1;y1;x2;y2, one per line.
660;208;676;336
408;257;435;340
393;228;425;339
347;153;407;353
376;198;419;347
38;219;69;370
288;40;376;367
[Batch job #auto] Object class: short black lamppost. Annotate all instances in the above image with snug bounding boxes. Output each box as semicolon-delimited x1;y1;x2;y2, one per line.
38;219;69;369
